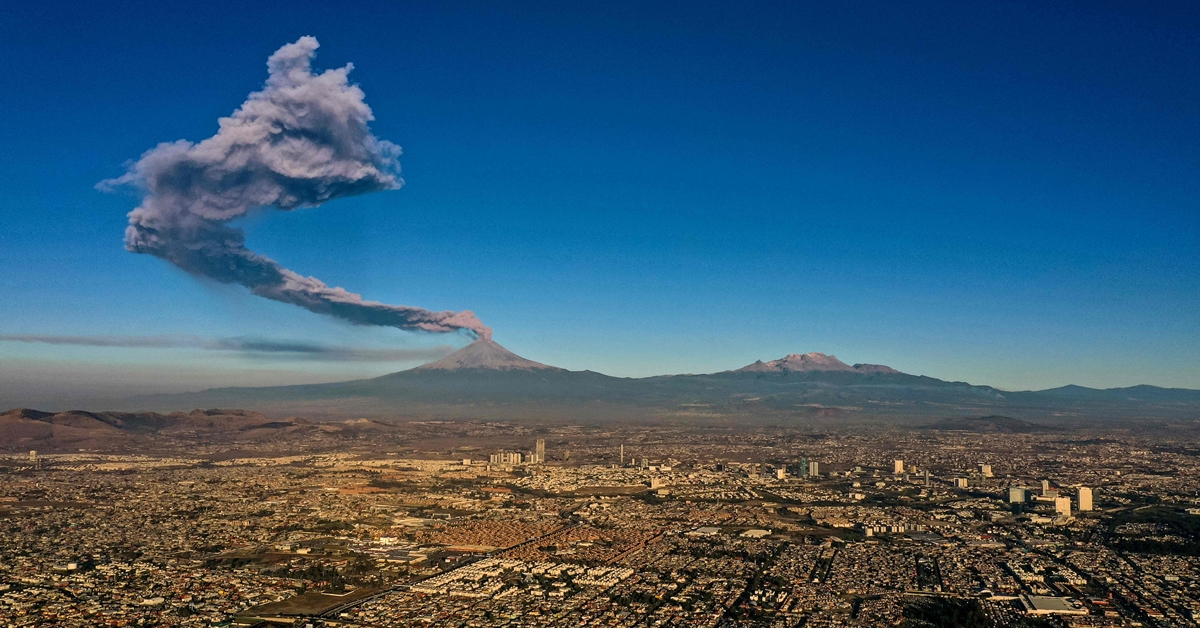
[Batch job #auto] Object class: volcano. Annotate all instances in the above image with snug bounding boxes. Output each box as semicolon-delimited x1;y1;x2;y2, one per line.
415;338;562;372
736;352;900;375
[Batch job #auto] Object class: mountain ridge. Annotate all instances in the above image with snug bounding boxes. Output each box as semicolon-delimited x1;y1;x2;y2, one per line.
732;351;902;375
40;339;1200;422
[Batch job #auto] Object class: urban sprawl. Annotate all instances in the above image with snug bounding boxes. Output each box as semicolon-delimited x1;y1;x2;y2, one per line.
4;423;1200;627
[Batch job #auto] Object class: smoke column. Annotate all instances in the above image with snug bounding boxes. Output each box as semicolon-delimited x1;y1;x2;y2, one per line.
101;37;490;339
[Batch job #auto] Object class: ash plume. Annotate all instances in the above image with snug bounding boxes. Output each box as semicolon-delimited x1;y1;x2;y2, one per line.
100;37;490;339
0;334;454;362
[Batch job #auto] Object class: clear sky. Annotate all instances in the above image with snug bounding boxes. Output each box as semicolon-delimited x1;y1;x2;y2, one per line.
2;0;1198;404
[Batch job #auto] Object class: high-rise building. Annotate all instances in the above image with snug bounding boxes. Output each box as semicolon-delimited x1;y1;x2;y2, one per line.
953;478;968;489
776;468;787;480
808;461;820;477
786;458;815;477
535;439;545;464
619;444;624;466
978;463;993;478
924;470;930;487
1041;479;1051;496
1054;496;1072;516
1009;487;1027;503
1077;487;1093;511
489;452;523;465
894;460;905;474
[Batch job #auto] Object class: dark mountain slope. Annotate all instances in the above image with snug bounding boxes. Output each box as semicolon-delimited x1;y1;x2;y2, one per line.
105;342;1200;422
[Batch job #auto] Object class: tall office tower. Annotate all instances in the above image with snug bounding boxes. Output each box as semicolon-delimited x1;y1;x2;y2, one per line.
978;463;993;478
894;460;904;474
809;461;820;477
953;478;968;489
535;439;545;464
1009;487;1027;503
786;458;806;477
1077;487;1093;511
924;470;930;487
1041;479;1051;496
776;468;787;480
620;444;624;466
1054;496;1072;516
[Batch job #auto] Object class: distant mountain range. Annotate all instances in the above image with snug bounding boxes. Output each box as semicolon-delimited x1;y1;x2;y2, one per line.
91;339;1200;423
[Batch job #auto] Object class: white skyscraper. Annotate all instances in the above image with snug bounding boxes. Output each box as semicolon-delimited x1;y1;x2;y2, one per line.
954;478;968;489
808;461;820;477
894;460;904;474
1055;496;1072;516
535;439;545;464
1009;487;1026;503
1077;487;1093;511
978;463;993;478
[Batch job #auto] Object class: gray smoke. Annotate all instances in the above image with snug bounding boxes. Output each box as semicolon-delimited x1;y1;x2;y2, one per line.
0;334;454;362
100;37;490;339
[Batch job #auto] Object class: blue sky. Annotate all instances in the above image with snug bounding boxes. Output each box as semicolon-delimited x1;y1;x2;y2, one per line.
1;0;1198;401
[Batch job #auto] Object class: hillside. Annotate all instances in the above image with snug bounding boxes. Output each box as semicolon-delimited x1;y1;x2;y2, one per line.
0;407;403;452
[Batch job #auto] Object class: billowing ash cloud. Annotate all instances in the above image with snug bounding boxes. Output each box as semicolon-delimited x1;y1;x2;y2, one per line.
0;334;453;362
100;37;490;339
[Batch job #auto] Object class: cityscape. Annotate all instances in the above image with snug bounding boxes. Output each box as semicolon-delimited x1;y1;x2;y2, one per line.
3;1;1199;627
5;420;1200;626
